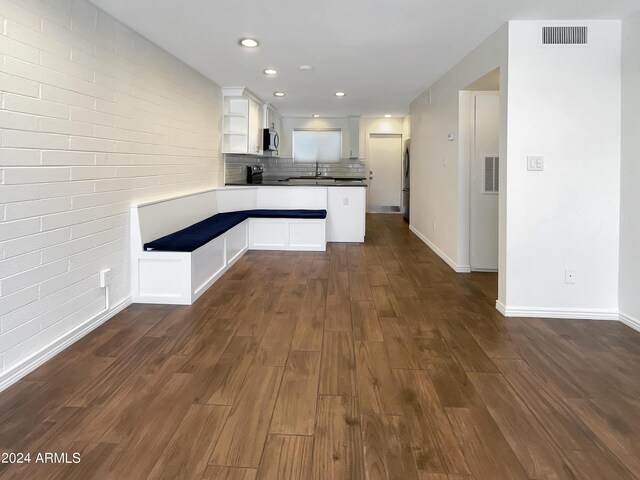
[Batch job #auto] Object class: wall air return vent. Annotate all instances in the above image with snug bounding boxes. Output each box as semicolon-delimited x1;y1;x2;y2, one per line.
483;156;499;194
542;26;588;45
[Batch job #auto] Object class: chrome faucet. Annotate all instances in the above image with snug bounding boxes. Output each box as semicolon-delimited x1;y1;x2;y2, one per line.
315;161;320;177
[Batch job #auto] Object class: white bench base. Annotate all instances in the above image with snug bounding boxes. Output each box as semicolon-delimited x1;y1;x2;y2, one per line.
249;218;326;251
133;217;326;305
131;187;328;306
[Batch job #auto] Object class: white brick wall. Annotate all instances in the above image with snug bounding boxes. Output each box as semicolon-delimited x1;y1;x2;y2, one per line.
0;0;223;376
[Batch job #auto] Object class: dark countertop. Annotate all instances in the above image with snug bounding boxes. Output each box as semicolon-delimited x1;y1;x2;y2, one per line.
225;177;368;187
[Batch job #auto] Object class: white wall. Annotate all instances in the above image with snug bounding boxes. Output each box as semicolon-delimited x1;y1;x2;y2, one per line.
402;115;411;139
278;116;404;182
620;12;640;327
360;117;405;172
409;25;508;278
0;0;223;382
280;116;405;161
409;20;623;318
360;117;404;151
504;21;621;317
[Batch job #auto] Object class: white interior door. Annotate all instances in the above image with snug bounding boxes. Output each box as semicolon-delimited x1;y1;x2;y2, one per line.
368;134;402;212
470;92;499;271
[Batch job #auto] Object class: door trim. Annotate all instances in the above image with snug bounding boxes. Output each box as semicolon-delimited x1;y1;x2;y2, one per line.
469;91;499;272
366;132;403;213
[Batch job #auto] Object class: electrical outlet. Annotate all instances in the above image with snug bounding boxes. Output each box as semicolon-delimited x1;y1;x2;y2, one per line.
565;268;576;284
343;197;349;206
100;268;112;288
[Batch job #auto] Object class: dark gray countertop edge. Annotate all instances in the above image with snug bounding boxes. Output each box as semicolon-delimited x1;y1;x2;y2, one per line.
225;181;368;187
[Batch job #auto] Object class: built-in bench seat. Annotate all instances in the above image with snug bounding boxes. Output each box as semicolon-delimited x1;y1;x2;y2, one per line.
144;209;327;253
130;187;328;305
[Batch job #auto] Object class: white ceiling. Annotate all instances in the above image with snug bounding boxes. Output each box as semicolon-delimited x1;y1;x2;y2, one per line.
90;0;639;117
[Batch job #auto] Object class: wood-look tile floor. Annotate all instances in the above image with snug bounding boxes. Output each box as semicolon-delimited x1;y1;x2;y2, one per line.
1;214;640;480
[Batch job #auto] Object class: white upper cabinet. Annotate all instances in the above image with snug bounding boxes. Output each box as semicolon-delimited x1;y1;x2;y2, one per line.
222;87;264;155
348;116;360;159
248;97;262;155
263;103;282;133
262;104;282;156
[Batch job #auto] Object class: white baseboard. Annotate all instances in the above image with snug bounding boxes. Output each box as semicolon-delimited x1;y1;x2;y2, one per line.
0;296;132;393
620;311;640;333
496;302;640;333
495;303;619;321
409;225;471;273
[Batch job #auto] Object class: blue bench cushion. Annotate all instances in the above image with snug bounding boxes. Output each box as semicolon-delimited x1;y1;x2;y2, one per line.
144;211;248;252
144;209;327;252
242;209;327;219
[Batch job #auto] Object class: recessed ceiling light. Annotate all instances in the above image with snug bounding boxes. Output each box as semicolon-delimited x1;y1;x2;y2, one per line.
300;65;313;71
239;38;259;48
335;92;346;97
384;114;392;118
263;68;278;75
273;91;285;97
313;114;320;118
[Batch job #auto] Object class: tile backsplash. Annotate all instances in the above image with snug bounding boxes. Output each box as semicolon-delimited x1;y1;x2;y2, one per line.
225;155;366;183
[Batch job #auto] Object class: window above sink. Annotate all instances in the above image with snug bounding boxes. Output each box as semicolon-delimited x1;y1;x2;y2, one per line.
293;129;342;163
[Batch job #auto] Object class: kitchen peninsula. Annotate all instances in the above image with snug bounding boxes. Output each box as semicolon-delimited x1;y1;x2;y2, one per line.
224;180;367;243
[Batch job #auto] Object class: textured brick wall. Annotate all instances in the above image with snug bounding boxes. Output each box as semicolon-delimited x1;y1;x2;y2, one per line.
0;0;223;376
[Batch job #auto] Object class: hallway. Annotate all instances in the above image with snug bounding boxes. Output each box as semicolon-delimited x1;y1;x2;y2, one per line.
0;214;639;479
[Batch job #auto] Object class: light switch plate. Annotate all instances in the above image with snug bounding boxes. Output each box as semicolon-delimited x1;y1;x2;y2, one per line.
527;155;544;171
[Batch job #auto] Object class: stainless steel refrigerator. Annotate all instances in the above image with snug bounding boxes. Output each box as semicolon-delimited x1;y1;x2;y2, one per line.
402;139;410;222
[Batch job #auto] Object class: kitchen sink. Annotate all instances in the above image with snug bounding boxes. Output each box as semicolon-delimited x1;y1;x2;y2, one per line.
287;178;336;184
274;176;366;185
314;179;339;184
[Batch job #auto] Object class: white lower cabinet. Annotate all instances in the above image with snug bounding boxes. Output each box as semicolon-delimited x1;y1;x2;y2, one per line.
249;218;326;251
327;187;366;242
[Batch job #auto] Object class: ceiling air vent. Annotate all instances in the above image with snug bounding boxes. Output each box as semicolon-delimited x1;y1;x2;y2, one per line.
542;26;588;45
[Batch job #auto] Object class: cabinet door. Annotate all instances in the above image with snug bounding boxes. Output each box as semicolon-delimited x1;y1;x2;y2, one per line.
327;187;366;242
264;106;274;129
273;111;282;136
348;117;360;159
248;98;262;155
264;105;281;131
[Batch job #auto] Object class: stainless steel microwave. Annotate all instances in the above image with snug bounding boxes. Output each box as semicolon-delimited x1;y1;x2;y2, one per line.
263;128;279;152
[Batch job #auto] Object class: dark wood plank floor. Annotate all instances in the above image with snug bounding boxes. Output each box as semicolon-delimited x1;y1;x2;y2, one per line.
1;214;639;480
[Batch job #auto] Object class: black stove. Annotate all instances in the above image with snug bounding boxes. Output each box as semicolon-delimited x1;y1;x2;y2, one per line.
246;164;264;184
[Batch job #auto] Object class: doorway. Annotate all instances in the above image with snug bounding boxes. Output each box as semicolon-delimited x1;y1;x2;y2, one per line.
367;133;402;213
470;91;499;271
